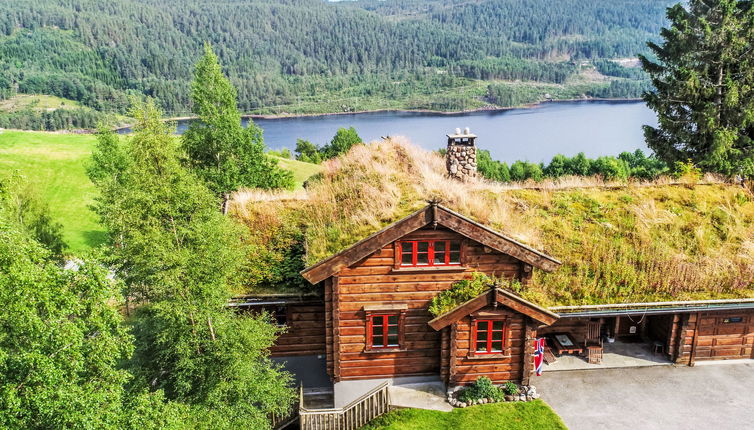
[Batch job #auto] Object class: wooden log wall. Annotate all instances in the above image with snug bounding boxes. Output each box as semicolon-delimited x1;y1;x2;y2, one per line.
332;228;523;381
673;313;696;364
538;318;589;341
449;309;525;385
269;302;327;357
325;278;334;376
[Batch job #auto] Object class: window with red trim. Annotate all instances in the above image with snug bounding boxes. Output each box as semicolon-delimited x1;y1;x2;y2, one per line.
398;240;461;267
369;314;400;348
473;320;506;354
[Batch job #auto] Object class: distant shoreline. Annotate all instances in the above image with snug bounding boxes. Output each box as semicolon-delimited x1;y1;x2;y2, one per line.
1;98;643;134
115;97;643;131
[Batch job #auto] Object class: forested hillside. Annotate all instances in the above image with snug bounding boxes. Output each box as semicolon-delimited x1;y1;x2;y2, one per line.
0;0;670;118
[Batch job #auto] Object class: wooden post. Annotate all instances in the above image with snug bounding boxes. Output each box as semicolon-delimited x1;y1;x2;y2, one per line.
613;316;621;339
674;313;690;364
689;312;701;367
440;327;450;384
449;322;458;385
521;317;535;386
667;314;680;359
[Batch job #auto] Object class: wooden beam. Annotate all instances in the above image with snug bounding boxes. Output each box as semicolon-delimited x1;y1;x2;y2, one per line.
495;289;559;326
440;327;450;385
301;206;433;284
435;208;560;272
667;314;679;359
449;322;458;385
689;312;701;367
301;203;561;285
521;318;536;386
428;288;558;331
673;314;690;364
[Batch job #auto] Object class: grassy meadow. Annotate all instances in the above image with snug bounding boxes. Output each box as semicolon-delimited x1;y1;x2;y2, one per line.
0;130;322;255
273;156;324;189
0;130;104;253
0;94;83;112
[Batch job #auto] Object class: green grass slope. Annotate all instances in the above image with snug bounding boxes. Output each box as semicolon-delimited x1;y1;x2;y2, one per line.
362;401;567;430
272;156;323;189
0;130;104;253
0;130;320;255
0;94;82;112
235;138;754;304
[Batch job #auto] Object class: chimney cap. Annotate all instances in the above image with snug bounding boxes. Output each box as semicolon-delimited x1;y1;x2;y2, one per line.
447;126;477;139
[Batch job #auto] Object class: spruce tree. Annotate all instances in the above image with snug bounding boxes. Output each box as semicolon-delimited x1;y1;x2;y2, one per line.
182;43;294;204
91;100;295;428
640;0;754;176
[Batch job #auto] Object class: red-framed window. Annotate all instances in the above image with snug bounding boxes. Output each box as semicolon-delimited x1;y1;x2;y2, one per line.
368;314;401;349
398;240;461;267
473;319;506;354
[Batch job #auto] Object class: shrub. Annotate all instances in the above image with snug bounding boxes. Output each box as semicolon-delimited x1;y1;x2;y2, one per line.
295;139;322;164
457;377;505;403
566;152;591;176
478;149;511;182
482;150;669;183
428;272;493;317
321;127;362;159
544;154;569;177
503;381;519;396
590;156;630;180
674;159;702;182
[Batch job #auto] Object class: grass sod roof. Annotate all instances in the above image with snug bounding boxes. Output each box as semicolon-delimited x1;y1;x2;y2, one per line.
231;138;754;306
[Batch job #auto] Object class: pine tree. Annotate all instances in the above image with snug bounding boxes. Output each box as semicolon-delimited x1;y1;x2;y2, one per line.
182;43;294;204
640;0;754;176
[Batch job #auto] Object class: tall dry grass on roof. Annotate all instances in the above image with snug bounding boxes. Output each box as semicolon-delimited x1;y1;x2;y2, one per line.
232;137;754;305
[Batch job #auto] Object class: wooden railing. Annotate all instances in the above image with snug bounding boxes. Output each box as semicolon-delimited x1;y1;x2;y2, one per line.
299;381;390;430
271;407;298;430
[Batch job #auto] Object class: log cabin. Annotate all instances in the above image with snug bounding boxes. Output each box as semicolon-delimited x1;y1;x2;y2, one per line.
238;130;754;409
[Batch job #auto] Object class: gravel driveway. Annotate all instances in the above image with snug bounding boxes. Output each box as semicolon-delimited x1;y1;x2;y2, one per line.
536;361;754;430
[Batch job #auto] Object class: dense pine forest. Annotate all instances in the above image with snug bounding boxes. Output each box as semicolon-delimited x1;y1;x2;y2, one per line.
0;0;670;124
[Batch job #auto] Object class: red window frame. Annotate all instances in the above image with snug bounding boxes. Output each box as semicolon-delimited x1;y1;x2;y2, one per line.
397;239;462;267
368;313;401;349
472;319;507;355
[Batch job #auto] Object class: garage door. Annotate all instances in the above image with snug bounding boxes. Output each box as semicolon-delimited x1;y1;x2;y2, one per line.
694;312;754;360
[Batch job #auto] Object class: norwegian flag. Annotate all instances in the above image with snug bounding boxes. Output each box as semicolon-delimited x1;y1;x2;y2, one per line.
533;338;546;376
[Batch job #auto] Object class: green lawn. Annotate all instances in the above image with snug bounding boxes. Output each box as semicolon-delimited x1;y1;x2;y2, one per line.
0;130;321;255
361;401;567;430
272;156;324;189
0;130;104;254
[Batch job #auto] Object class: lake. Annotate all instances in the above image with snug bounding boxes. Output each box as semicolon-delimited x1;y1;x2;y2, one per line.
126;101;658;163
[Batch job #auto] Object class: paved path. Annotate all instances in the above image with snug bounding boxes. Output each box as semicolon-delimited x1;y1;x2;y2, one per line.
536;361;754;430
389;382;453;412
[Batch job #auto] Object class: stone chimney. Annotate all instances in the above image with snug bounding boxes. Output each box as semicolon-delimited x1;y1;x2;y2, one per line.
446;127;477;181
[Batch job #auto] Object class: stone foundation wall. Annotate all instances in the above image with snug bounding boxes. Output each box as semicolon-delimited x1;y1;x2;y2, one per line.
446;144;477;181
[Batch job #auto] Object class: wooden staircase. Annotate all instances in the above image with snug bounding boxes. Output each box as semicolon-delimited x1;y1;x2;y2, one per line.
298;382;391;430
